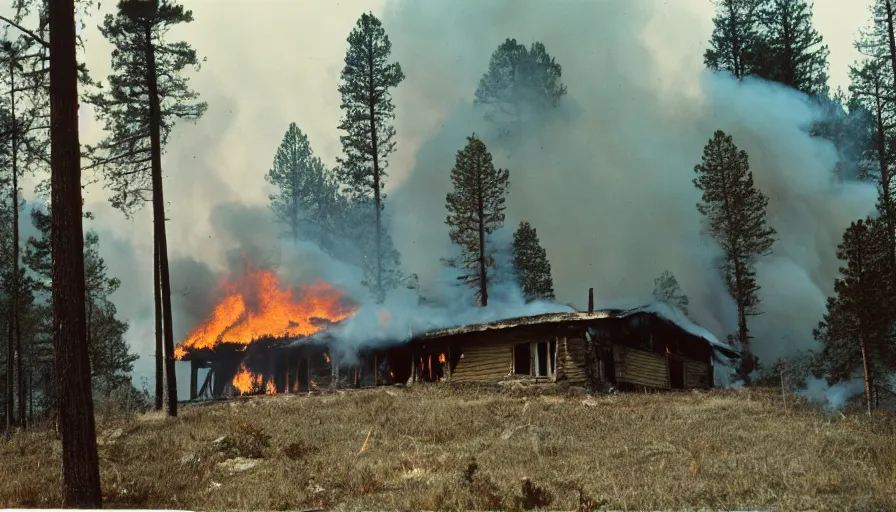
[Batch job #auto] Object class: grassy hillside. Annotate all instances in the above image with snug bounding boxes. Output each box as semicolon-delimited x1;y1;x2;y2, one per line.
1;384;894;510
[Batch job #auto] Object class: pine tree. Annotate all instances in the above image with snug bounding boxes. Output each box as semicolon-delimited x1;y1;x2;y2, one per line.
813;218;894;414
49;0;101;504
511;221;555;302
693;130;776;382
445;134;510;306
704;0;768;80
475;38;566;131
652;270;690;316
87;0;207;417
755;0;829;96
265;122;345;255
335;12;405;304
849;57;896;275
23;206;138;405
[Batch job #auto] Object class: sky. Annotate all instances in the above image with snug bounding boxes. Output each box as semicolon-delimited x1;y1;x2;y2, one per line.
2;0;876;390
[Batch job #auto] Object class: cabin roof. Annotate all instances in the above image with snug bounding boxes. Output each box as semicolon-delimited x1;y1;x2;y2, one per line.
285;302;739;360
412;305;740;359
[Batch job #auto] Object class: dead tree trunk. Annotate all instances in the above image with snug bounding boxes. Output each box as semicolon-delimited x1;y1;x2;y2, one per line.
49;0;102;505
144;23;177;416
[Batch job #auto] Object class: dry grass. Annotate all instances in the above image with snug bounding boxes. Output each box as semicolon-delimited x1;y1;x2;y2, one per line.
1;384;894;511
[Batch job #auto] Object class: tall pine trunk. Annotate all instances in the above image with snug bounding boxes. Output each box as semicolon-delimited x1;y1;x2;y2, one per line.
145;24;177;417
476;156;488;307
10;54;24;428
49;0;102;505
5;318;13;428
153;237;163;410
734;254;753;383
367;49;383;304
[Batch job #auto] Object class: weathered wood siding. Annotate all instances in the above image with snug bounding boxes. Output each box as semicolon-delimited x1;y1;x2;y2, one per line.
452;343;512;383
559;337;588;385
684;359;710;389
614;346;670;389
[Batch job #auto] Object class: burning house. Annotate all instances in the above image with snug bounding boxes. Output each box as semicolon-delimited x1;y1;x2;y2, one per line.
173;261;358;398
175;269;739;397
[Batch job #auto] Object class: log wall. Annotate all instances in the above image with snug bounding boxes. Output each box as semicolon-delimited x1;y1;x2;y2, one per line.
451;342;513;383
684;359;710;389
613;346;670;389
558;336;588;385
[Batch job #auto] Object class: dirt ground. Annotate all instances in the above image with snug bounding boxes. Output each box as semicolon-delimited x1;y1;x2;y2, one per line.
1;384;894;511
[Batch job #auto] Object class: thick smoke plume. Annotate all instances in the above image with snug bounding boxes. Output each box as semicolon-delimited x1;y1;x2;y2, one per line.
66;0;878;394
382;0;877;371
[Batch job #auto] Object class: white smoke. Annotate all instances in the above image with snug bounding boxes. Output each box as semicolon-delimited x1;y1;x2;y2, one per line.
58;0;878;394
799;376;866;410
379;0;878;376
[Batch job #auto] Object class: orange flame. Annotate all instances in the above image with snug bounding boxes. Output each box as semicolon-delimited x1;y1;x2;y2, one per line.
438;353;446;364
174;260;356;358
265;380;277;395
310;380;319;388
232;363;262;395
324;352;331;364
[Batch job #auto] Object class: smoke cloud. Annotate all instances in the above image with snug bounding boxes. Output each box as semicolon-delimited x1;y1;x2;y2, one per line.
52;0;878;395
383;0;877;371
799;376;866;410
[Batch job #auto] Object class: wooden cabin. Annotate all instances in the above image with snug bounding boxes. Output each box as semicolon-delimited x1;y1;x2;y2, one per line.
178;305;739;399
396;307;739;391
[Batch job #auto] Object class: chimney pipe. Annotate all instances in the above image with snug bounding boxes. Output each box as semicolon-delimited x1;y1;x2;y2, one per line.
587;288;594;313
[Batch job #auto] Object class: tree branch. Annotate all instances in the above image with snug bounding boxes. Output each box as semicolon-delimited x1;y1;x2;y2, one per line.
0;15;49;48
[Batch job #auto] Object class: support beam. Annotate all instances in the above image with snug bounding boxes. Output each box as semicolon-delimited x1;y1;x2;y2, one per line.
197;368;213;399
189;359;199;400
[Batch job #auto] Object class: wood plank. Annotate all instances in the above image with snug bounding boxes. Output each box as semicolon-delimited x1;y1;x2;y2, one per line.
614;346;670;389
684;359;710;388
452;344;512;382
562;337;588;385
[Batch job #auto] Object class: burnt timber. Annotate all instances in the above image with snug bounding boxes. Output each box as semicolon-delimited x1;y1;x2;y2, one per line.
178;302;739;399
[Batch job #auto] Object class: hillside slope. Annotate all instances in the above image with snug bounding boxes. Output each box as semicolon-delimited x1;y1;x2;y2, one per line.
1;385;894;510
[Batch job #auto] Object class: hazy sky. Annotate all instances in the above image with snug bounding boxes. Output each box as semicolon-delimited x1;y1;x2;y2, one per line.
2;0;874;386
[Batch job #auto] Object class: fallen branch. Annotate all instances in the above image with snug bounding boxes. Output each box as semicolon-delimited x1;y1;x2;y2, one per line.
358;428;373;455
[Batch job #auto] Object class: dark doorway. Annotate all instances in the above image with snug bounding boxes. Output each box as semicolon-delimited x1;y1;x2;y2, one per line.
513;343;531;375
536;342;549;376
668;357;685;389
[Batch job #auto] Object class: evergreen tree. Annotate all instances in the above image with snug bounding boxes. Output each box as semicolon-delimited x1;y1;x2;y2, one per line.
445;134;510;306
652;270;690;316
511;221;555;302
87;0;207;417
755;0;829;97
265;122;345;256
813;218;894;414
49;0;101;503
704;0;767;80
23;206;138;401
693;130;776;382
849;57;896;274
475;38;567;129
335;12;405;304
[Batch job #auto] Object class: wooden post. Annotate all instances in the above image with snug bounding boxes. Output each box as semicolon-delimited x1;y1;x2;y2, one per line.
373;353;379;386
588;288;594;313
189;359;198;400
286;354;291;393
